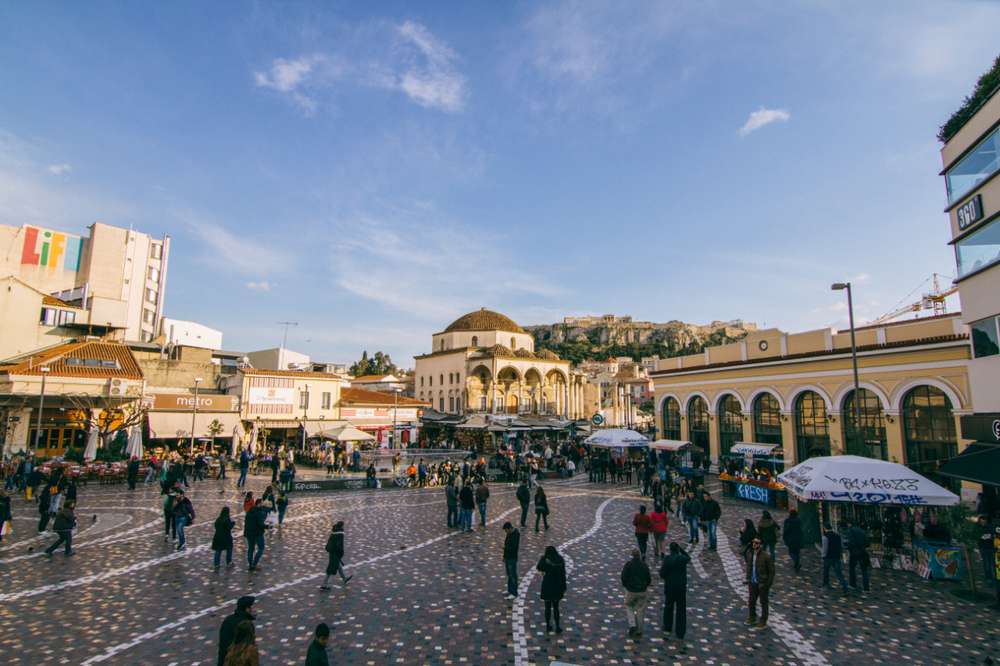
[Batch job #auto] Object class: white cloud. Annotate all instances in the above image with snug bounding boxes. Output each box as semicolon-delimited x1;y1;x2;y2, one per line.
246;281;272;292
177;211;293;276
393;21;466;112
739;107;791;137
47;163;72;175
253;55;330;114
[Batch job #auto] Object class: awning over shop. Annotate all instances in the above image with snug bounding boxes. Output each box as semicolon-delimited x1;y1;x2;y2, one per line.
148;412;242;439
649;439;690;452
585;428;649;448
938;443;1000;486
731;442;780;456
777;455;959;506
316;425;375;442
304;420;346;437
456;414;490;430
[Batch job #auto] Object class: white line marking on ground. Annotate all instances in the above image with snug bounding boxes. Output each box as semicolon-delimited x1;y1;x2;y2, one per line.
716;529;829;666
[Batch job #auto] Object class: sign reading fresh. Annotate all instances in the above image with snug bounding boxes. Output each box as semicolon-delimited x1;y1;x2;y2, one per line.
21;225;83;271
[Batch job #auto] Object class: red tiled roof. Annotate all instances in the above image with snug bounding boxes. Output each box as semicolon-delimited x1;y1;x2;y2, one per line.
341;387;429;407
0;340;144;380
352;374;392;382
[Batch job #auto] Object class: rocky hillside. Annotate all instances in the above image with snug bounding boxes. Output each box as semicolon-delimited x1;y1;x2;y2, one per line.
525;316;755;365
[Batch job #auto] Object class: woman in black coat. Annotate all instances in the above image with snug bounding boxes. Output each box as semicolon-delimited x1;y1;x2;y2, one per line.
320;521;352;590
534;486;550;532
537;546;566;633
212;507;235;569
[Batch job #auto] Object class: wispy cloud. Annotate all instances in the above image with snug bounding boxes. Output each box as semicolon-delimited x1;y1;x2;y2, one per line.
252;21;465;114
739;107;790;137
47;163;72;175
246;281;272;292
177;211;293;276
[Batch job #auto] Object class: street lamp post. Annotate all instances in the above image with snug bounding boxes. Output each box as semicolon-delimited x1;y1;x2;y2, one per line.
392;387;400;450
190;377;203;454
832;282;862;457
33;366;50;454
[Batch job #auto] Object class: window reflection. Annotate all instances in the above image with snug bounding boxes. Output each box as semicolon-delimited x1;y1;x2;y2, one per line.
946;126;1000;203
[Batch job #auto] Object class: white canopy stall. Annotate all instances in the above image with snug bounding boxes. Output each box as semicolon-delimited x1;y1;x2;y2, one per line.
584;429;650;448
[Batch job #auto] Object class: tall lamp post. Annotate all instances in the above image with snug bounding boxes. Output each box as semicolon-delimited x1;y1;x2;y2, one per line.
832;282;862;457
190;377;203;454
391;387;401;450
33;366;50;454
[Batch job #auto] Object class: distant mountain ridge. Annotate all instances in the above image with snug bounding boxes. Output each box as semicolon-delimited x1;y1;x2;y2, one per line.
525;315;755;365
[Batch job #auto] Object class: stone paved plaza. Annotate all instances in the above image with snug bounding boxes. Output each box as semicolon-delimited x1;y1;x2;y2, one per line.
0;474;996;665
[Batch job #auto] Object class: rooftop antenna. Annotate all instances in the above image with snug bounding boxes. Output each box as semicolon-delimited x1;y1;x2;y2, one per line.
277;321;299;350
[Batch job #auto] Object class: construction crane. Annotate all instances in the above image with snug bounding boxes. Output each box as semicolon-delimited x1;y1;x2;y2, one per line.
871;273;959;324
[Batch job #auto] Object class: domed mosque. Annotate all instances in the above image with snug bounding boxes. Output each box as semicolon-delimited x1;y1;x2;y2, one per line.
414;308;586;418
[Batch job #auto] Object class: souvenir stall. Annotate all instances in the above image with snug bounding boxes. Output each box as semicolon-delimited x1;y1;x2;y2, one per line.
778;455;961;578
719;442;790;508
584;429;649;463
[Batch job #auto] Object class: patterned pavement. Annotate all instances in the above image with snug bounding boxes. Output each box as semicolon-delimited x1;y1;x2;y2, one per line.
0;472;996;665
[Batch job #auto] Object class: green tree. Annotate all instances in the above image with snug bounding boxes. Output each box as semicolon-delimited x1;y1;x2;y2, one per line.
938;54;1000;143
350;350;399;377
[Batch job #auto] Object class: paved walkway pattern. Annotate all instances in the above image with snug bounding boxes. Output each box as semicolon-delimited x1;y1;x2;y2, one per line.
0;473;996;664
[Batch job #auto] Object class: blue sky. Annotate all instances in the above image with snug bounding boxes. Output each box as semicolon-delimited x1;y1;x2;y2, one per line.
1;2;998;366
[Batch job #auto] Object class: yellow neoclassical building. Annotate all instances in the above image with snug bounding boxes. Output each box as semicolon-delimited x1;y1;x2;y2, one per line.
652;314;972;491
414;308;587;417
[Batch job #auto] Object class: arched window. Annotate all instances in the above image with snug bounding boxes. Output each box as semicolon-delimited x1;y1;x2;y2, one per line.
661;397;681;440
903;386;957;490
843;388;887;460
440;374;444;386
511;336;516;349
753;393;783;446
687;396;709;460
795;391;830;462
471;336;479;347
718;394;742;457
420;376;424;387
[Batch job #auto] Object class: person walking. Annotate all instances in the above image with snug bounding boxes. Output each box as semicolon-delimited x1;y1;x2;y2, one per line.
701;492;721;551
745;537;775;629
212;507;235;569
821;523;849;594
276;490;289;527
534;485;550;532
976;515;996;589
621;548;652;638
502;521;520;599
173;489;195;552
127;457;140;491
649;504;669;558
537;545;567;634
216;452;227;481
244;499;267;571
237;449;250;488
516;479;531;528
37;482;53;533
320;521;352;589
738;518;758;563
459;482;475;532
757;511;780;560
0;489;11;544
218;596;256;666
845;518;871;593
782;509;804;572
445;480;459;528
681;492;702;545
475;480;490;527
43;500;76;556
223;620;258;666
659;541;690;643
305;623;331;666
633;505;652;560
163;487;177;542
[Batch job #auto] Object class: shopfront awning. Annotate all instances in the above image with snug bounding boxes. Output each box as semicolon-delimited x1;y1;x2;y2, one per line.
731;442;780;456
148;412;242;439
649;439;691;452
938;443;1000;486
584;429;649;448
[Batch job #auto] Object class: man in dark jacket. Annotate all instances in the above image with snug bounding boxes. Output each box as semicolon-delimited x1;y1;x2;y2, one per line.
475;481;490;526
237;449;250;488
821;524;849;594
37;482;52;533
660;541;690;641
701;492;721;550
445;480;459;528
516;480;531;528
845;518;871;592
621;549;652;637
218;595;255;666
172;490;195;551
459;483;475;532
245;500;267;571
746;537;775;629
503;522;520;598
681;492;702;545
127;457;140;490
44;501;76;556
305;622;330;666
782;509;804;572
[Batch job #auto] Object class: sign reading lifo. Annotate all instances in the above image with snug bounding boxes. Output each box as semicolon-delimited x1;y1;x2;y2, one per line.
735;482;771;505
591;413;605;426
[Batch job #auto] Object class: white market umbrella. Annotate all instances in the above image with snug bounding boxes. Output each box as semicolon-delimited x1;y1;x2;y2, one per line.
230;425;243;457
247;423;259;455
83;428;99;462
126;426;144;459
649;439;691;452
584;428;649;448
777;455;959;506
317;425;375;442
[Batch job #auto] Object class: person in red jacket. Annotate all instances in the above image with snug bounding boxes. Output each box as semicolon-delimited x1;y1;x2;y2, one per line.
633;505;653;560
649;504;670;558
